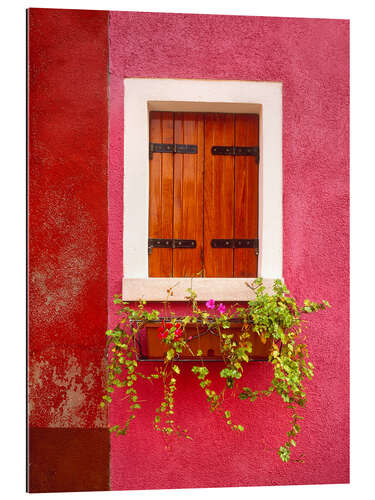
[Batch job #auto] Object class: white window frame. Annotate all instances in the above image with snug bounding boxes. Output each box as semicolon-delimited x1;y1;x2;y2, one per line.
122;78;282;301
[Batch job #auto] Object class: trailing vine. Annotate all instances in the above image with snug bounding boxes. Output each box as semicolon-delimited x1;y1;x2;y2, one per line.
101;278;330;462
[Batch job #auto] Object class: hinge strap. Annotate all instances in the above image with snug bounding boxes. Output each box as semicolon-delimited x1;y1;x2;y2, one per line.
148;238;197;255
149;143;198;159
211;239;259;254
211;146;259;164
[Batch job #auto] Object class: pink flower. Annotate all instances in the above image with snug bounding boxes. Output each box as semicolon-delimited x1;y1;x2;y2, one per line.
206;299;215;309
218;303;226;314
174;328;182;339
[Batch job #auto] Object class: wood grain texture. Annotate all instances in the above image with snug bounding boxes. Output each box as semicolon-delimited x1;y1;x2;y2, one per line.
148;111;174;276
148;112;259;278
204;113;235;277
173;112;204;276
234;114;259;277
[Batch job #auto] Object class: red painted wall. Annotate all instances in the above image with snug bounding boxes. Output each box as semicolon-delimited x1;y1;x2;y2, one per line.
108;12;349;490
28;8;349;492
28;8;109;492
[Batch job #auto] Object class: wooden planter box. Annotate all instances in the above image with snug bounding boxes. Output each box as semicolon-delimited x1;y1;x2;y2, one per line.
139;322;272;361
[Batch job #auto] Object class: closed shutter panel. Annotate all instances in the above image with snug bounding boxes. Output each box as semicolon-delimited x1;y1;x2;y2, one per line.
204;113;235;277
234;114;259;277
173;113;204;277
148;111;174;277
148;111;259;278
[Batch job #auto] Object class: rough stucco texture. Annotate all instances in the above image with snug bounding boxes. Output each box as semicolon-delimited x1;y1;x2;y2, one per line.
108;12;349;490
28;8;110;491
28;8;109;429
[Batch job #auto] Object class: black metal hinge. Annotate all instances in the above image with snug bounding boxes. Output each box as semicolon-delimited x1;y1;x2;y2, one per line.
148;238;197;255
211;146;259;164
149;143;198;159
211;238;259;255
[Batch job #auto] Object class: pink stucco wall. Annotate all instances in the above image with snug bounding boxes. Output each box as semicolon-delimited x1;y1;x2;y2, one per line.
108;12;349;489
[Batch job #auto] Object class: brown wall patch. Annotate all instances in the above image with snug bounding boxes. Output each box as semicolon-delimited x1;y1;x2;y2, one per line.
28;428;110;492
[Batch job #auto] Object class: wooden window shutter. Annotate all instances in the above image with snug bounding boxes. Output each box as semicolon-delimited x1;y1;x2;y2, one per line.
204;113;235;277
148;111;174;277
173;113;204;277
148;111;259;278
233;114;259;277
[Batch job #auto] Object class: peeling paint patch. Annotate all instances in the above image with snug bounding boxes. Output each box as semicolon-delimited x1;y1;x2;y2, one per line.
29;347;107;428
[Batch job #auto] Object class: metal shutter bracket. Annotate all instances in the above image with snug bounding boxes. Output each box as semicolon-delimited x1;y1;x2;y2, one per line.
211;145;259;164
149;143;198;159
211;238;259;255
148;238;197;255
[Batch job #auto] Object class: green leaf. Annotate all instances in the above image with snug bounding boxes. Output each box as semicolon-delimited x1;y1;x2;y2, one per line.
166;349;175;361
104;279;329;463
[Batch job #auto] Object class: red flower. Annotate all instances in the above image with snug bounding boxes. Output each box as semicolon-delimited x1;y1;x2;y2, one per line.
157;321;183;340
158;324;168;340
174;328;182;339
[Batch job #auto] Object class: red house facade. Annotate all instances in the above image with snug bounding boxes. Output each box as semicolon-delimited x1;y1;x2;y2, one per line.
28;8;349;492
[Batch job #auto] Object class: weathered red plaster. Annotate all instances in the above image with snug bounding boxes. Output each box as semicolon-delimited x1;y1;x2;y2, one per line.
28;428;110;492
29;346;107;428
28;7;109;428
108;12;349;489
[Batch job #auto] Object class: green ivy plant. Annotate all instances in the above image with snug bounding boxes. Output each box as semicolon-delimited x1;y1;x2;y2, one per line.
101;278;330;462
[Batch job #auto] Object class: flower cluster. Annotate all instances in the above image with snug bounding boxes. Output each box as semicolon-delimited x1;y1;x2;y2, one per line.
158;321;183;340
103;278;331;463
206;299;226;314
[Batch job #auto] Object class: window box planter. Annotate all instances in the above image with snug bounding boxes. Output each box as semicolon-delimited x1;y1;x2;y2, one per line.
139;319;272;361
103;279;331;463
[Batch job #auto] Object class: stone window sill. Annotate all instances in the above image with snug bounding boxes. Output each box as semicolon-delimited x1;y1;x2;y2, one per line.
122;277;279;302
